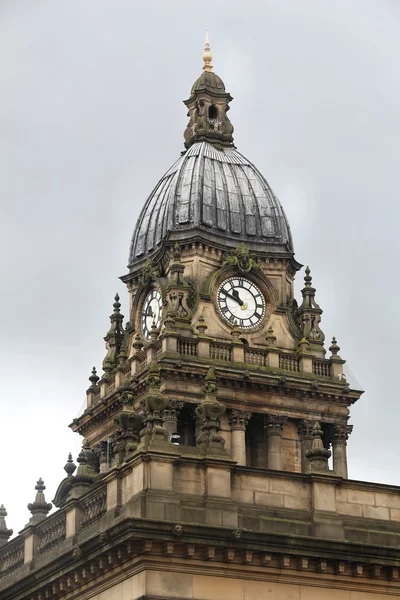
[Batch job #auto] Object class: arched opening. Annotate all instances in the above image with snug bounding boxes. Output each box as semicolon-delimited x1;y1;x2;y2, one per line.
208;104;218;119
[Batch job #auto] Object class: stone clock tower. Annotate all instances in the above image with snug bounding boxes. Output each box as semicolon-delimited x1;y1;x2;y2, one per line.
2;37;400;600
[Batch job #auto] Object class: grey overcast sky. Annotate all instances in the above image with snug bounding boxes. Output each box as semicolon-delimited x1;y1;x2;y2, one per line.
1;0;400;534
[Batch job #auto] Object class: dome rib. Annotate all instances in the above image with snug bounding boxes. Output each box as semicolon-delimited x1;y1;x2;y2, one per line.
128;142;294;269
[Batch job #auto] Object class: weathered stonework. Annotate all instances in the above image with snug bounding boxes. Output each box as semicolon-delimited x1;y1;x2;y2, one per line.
2;38;390;600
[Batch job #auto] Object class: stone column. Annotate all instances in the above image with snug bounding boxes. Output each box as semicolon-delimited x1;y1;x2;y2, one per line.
298;419;315;474
331;424;353;478
162;400;184;440
230;410;251;465
265;415;288;470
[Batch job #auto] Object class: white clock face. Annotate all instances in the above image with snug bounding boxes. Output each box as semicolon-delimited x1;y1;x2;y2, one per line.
141;289;162;340
217;277;265;329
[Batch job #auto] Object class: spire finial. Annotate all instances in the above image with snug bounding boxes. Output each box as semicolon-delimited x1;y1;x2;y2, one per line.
64;452;77;477
304;266;312;286
0;505;13;547
88;366;99;388
305;422;331;473
27;478;52;524
202;31;213;72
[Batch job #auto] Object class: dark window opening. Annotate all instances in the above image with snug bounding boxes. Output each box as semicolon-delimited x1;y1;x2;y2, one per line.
177;404;197;447
208;104;218;119
245;413;267;468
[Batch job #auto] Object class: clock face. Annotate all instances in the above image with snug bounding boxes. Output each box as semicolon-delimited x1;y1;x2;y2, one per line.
217;277;265;329
141;289;162;340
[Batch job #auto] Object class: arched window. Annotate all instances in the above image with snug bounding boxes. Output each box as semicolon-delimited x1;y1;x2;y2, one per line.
208;104;218;119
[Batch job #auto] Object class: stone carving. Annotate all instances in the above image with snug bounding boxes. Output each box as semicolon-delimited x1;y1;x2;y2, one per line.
297;267;325;348
230;410;252;431
172;524;183;537
332;423;353;445
305;422;331;473
196;314;208;335
72;547;83;560
265;415;288;437
222;242;259;274
102;294;125;374
0;505;13;547
297;419;315;441
164;285;194;320
139;362;170;447
140;258;160;284
196;366;227;455
162;399;184;425
27;479;52;525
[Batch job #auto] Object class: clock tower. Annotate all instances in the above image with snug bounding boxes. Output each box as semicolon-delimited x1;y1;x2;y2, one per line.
6;38;400;600
71;34;354;478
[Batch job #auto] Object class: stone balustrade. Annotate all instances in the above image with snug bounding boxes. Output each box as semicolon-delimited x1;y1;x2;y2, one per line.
85;335;343;411
80;487;107;529
37;512;66;556
3;453;400;589
0;537;24;579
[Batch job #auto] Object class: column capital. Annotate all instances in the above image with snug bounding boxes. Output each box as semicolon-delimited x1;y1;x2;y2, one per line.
230;409;252;431
332;423;353;445
297;418;315;441
162;399;184;423
265;414;288;437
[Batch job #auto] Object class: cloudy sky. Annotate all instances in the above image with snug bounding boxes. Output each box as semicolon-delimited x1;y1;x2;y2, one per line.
1;0;400;534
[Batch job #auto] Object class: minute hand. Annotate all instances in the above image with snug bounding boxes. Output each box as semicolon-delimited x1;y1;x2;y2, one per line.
221;289;244;306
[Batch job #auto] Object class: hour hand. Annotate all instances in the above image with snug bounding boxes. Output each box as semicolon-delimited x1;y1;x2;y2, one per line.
221;289;244;306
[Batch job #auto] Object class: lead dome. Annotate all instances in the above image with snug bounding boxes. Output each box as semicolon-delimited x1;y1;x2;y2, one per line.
128;38;294;271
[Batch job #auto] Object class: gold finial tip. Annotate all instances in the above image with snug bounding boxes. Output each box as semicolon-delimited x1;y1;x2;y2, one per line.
202;30;213;72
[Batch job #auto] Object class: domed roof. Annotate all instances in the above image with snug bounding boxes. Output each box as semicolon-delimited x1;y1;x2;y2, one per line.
128;141;293;268
191;71;226;96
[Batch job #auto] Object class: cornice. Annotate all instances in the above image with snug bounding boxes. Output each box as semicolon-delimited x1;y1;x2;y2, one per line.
2;517;400;600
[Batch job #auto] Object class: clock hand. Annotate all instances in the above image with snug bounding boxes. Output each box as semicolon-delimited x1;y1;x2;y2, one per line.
221;289;244;306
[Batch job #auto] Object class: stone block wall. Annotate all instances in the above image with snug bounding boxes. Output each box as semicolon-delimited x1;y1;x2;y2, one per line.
86;570;399;600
